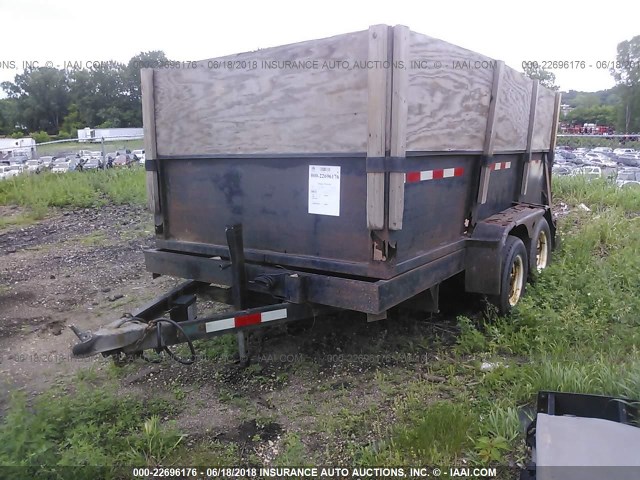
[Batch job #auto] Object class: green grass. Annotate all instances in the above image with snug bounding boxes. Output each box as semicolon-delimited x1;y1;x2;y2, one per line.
361;401;473;465
274;433;310;466
358;176;640;467
36;139;144;157
553;176;640;212
195;334;238;362
0;385;182;477
0;168;146;212
557;136;640;150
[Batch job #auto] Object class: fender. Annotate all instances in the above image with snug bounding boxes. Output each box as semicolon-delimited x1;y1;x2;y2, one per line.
465;204;548;295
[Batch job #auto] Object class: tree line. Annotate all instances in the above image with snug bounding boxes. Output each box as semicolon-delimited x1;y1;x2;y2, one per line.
503;36;640;133
0;51;168;140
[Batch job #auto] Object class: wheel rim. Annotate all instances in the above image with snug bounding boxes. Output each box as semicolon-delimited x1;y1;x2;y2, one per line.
536;230;549;272
508;254;525;307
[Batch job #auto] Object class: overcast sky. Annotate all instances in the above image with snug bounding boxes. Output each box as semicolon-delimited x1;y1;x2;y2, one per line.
1;0;638;94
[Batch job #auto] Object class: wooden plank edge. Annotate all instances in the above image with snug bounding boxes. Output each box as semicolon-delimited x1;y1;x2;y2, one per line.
521;80;539;197
388;25;410;231
477;60;504;205
366;24;390;231
141;69;161;225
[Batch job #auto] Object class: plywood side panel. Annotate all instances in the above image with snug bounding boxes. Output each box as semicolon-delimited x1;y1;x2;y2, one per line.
154;31;369;156
493;65;533;151
405;32;494;152
532;86;556;150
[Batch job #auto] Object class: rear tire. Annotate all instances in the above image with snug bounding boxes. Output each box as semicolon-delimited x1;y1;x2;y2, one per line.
529;218;551;278
491;236;528;314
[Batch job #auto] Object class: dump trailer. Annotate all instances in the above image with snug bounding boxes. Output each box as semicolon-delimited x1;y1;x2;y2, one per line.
71;25;560;363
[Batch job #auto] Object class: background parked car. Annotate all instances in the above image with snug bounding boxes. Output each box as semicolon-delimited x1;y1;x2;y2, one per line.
592;147;613;154
552;165;573;176
616;168;640;188
83;158;103;170
584;152;617;168
617;153;640;167
38;156;56;170
0;165;21;180
113;153;135;167
555;149;577;161
613;148;635;156
132;149;145;165
571;166;602;180
8;161;26;174
10;155;29;165
51;157;78;173
26;159;44;173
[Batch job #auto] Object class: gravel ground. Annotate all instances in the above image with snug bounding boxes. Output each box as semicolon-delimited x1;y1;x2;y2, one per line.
0;205;180;407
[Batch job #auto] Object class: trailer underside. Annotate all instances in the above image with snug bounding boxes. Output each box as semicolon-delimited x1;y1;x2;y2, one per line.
71;204;551;362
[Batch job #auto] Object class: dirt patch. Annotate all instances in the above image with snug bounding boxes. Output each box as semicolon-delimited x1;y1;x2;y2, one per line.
0;205;180;408
0;205;29;220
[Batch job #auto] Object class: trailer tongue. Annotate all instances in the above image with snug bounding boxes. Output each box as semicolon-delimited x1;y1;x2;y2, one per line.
71;24;560;363
71;225;339;363
70;292;334;364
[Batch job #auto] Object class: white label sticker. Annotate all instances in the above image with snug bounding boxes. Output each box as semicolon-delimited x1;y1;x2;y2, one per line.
308;165;341;216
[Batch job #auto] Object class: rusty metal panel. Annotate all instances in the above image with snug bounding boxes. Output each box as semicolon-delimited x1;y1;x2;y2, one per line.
144;247;466;315
474;154;522;221
521;153;546;204
377;250;465;311
389;155;478;266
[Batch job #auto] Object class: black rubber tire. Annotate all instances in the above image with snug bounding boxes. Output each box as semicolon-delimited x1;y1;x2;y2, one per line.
529;218;552;279
491;235;528;314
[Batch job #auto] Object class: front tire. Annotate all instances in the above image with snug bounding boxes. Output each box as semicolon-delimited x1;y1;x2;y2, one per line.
492;236;528;314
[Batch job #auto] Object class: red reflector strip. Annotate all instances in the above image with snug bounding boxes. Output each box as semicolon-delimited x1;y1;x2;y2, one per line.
490;161;512;171
406;171;421;183
235;313;261;327
404;167;464;183
205;308;288;333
